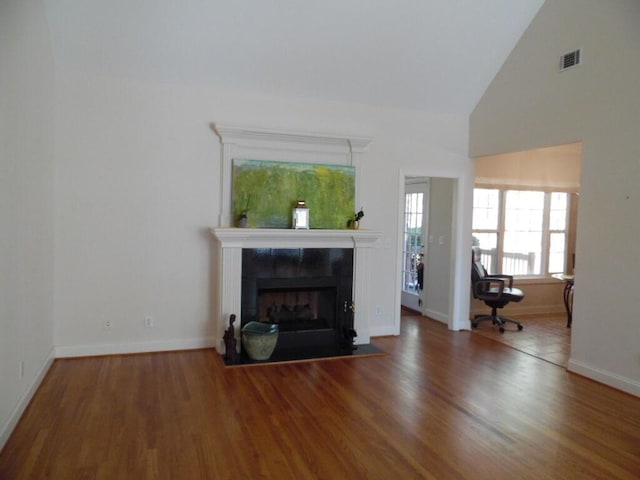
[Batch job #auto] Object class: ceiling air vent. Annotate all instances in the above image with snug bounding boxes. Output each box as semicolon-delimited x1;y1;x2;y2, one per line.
559;49;581;72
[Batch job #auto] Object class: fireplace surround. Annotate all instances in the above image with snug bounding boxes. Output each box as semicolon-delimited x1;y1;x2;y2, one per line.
242;247;353;354
211;228;380;360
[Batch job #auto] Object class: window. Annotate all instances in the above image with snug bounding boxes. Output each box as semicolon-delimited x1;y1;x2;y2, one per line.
402;191;424;294
472;188;570;276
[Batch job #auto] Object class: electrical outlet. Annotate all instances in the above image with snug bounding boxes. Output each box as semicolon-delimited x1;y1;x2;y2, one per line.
375;305;382;316
144;316;154;328
103;320;112;329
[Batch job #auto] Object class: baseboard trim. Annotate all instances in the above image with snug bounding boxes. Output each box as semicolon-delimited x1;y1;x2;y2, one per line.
423;308;448;324
55;337;216;358
470;305;566;317
369;325;398;338
568;358;640;397
0;348;55;452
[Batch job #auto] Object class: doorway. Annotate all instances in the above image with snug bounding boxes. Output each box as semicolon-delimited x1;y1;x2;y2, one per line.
397;175;462;329
470;142;582;367
400;179;429;312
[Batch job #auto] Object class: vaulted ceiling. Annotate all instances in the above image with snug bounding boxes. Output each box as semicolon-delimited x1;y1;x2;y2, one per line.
42;0;545;114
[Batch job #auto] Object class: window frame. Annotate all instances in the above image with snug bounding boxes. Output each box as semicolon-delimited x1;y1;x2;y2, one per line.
402;187;426;295
472;187;571;278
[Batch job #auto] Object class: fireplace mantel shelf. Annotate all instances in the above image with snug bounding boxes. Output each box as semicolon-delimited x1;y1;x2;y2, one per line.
211;228;380;249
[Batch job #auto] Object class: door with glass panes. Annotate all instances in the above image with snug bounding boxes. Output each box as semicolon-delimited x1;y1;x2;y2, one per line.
401;180;429;311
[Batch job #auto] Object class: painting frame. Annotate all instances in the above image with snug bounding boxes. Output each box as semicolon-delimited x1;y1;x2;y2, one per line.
232;159;356;229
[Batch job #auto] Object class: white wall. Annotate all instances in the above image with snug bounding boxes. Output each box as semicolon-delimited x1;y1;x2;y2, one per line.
52;71;473;354
470;0;640;395
0;0;56;448
423;178;454;323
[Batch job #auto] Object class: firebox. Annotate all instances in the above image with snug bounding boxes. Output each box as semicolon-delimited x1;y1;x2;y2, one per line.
241;248;354;354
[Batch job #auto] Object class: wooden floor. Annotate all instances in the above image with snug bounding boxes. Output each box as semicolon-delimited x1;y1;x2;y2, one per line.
471;313;571;367
1;314;639;479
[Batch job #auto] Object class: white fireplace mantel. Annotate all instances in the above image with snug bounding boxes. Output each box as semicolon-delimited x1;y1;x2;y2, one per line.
211;228;381;354
212;227;380;248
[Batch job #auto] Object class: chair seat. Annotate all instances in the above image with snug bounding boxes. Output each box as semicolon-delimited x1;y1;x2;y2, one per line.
482;287;524;302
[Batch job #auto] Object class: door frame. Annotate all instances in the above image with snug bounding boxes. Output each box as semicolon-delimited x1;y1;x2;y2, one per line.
393;168;473;333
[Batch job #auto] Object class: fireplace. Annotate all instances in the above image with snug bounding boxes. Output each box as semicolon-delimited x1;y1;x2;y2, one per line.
241;248;354;353
210;125;378;360
211;228;380;360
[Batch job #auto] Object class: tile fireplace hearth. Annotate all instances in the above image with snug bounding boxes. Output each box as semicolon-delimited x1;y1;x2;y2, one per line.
211;228;380;363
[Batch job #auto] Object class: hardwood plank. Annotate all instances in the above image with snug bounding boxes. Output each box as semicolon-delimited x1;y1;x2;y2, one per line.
471;313;571;367
1;315;639;479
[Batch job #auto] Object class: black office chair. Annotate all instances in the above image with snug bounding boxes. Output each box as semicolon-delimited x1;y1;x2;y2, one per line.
471;246;524;333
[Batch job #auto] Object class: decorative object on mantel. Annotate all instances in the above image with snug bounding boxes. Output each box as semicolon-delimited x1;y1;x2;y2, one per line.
232;159;355;229
241;321;279;361
222;314;239;365
236;195;250;228
347;208;364;229
292;200;310;229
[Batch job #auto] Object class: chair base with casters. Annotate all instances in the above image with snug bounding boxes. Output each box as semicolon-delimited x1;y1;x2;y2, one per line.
472;307;523;333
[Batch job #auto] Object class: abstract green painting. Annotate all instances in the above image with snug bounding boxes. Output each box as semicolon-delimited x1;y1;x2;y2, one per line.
232;159;355;229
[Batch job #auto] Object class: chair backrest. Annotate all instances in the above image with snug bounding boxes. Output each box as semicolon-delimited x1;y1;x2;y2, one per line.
471;246;488;295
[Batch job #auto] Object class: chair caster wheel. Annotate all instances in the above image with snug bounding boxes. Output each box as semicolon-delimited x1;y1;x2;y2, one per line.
499;327;505;333
518;325;523;331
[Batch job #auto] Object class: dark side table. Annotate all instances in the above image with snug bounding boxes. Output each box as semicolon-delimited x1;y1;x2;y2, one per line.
552;273;574;328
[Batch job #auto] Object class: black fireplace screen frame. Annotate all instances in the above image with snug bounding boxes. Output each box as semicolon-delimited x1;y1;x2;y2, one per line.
241;248;354;349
